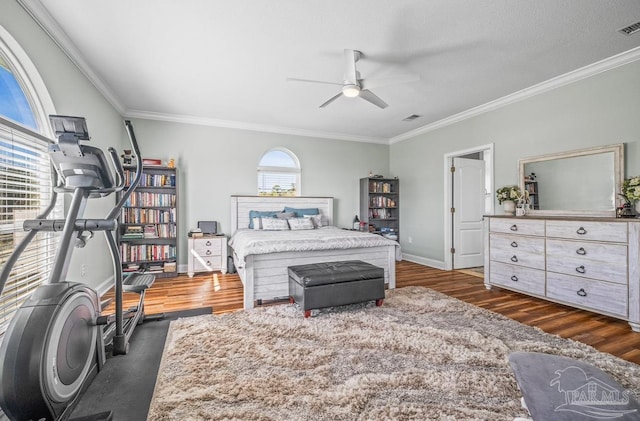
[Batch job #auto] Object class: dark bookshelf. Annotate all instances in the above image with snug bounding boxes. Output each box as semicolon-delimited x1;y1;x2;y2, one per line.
359;177;399;241
118;166;178;278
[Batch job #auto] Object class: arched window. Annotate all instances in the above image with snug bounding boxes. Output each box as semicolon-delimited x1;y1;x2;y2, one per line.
257;148;301;196
0;25;59;334
0;54;37;130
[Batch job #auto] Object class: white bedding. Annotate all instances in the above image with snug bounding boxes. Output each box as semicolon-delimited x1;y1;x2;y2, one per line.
229;226;401;268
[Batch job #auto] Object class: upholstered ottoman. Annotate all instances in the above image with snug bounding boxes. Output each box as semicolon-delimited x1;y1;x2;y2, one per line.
288;260;385;318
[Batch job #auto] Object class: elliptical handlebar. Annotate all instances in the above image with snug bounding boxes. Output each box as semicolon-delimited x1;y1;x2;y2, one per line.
107;147;125;190
107;120;143;221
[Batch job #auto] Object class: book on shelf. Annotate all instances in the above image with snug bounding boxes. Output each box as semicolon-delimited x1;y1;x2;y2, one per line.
142;158;162;166
122;225;144;239
143;225;159;238
123;263;140;272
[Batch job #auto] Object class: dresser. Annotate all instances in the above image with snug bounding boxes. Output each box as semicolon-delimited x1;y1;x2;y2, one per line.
484;216;640;331
187;235;228;277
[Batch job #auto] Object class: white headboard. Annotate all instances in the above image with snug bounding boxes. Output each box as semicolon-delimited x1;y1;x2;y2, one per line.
230;196;334;234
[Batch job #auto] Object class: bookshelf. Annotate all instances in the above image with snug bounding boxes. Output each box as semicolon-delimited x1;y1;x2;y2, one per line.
359;177;399;241
118;166;178;278
524;180;539;210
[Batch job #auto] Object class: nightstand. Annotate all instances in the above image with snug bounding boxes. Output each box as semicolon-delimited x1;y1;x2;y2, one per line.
187;235;227;277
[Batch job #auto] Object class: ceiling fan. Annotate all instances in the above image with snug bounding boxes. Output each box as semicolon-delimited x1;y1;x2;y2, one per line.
286;49;419;109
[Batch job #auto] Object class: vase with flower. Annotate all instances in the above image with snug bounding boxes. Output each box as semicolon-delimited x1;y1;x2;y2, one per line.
618;176;640;217
496;185;523;215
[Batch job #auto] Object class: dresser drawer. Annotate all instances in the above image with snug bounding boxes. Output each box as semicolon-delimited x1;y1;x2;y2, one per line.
490;218;545;237
490;233;545;270
489;261;545;296
193;255;222;272
193;239;223;255
546;239;627;284
547;272;628;318
545;220;627;243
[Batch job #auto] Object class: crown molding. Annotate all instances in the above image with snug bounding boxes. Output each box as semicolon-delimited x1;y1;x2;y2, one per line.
124;110;389;144
17;0;126;114
389;46;640;144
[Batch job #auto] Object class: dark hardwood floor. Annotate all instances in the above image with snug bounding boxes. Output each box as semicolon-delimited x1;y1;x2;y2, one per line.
105;260;640;365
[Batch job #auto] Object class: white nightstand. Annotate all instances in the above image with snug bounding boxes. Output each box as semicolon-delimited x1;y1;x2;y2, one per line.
187;235;227;277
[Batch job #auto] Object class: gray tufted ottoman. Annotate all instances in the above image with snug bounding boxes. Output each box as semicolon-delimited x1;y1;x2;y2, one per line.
288;260;385;318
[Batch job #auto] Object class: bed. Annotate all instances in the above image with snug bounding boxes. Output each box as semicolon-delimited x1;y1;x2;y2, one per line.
229;196;401;309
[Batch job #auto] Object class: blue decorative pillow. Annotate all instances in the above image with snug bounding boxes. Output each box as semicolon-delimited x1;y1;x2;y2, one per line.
248;210;281;229
284;207;319;217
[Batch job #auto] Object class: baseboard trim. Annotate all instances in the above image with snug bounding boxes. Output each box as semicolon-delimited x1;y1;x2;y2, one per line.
402;254;446;270
95;276;114;297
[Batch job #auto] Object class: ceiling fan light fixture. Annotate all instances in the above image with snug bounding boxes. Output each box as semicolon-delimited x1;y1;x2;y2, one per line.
342;84;360;97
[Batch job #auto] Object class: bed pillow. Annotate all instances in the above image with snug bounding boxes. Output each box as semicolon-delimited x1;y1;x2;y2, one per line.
303;214;323;228
276;212;296;220
284;207;319;217
248;210;281;229
288;217;315;230
261;218;290;230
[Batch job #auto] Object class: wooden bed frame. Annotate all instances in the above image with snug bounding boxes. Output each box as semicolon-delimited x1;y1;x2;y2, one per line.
230;195;397;309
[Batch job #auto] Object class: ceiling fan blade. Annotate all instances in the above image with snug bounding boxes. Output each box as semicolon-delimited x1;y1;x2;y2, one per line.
359;89;388;109
343;49;359;85
286;77;342;86
319;92;343;108
361;74;420;90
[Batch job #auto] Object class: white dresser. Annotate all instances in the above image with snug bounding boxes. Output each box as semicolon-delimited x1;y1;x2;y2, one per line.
484;216;640;331
187;235;228;277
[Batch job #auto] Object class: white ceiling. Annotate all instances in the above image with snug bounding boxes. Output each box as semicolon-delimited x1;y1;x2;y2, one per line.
21;0;640;143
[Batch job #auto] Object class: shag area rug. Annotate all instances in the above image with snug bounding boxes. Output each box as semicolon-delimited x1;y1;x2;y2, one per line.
147;286;640;420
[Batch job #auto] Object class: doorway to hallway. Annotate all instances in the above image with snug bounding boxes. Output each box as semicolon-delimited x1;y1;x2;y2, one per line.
443;144;494;270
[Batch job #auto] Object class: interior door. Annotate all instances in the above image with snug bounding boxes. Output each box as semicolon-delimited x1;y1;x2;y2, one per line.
452;157;485;269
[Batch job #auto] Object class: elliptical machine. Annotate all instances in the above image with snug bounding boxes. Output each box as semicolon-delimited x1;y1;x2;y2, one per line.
0;116;155;421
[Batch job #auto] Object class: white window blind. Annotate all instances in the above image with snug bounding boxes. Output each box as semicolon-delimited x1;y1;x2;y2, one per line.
0;119;60;335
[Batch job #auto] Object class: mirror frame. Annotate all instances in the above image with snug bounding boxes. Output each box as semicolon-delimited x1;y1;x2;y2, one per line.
518;143;624;217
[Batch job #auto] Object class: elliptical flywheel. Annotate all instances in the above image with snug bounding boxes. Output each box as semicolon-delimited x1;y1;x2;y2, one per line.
0;283;100;421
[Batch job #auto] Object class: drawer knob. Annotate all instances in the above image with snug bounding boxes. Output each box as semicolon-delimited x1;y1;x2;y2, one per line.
576;227;587;235
206;250;212;255
206;260;211;266
510;224;518;232
511;275;518;282
576;265;586;274
576;247;586;255
510;255;518;262
577;288;587;297
206;241;212;246
510;241;518;248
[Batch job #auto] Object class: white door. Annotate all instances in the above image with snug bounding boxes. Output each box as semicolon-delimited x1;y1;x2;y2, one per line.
452;157;485;269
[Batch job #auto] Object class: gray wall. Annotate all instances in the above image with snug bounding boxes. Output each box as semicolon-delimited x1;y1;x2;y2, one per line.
1;1;124;291
127;118;389;269
391;59;640;266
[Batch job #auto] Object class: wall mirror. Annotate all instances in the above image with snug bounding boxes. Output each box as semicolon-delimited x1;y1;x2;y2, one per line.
518;143;624;217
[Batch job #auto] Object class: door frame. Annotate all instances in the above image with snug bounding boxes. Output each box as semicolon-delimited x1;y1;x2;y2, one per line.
443;143;494;271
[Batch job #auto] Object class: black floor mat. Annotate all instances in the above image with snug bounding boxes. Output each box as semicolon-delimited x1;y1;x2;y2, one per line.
70;307;213;421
